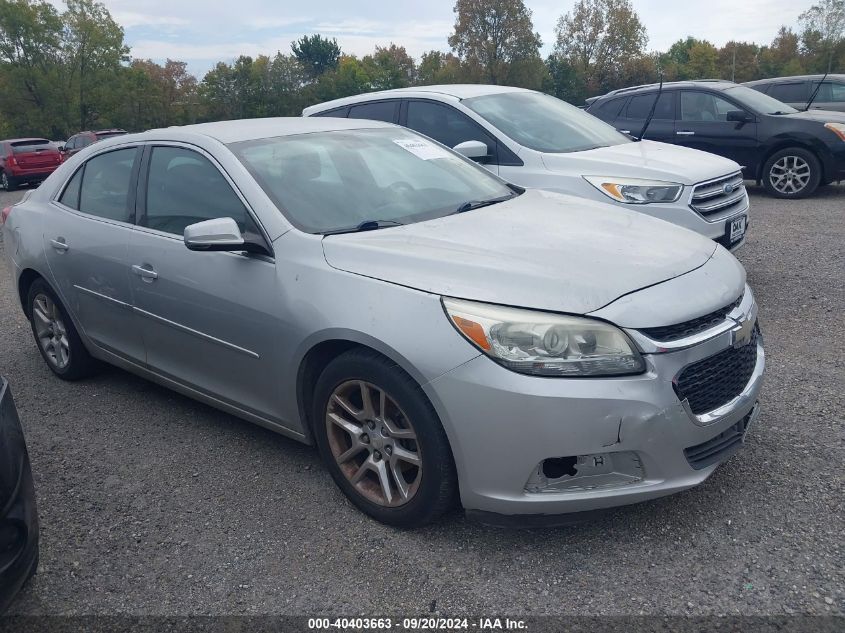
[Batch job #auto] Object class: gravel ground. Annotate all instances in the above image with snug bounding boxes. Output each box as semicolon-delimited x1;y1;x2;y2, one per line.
0;184;842;618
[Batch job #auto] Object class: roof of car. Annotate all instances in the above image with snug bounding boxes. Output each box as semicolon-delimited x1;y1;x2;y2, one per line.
302;84;534;115
744;74;845;86
591;80;738;102
126;116;397;144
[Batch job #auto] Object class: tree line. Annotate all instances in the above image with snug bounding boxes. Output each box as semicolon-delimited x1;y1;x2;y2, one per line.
1;0;844;139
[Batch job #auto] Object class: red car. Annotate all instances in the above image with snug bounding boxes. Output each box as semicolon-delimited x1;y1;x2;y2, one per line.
60;129;127;159
0;138;63;192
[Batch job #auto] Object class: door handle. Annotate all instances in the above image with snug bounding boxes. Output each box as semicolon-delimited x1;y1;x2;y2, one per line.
131;264;158;281
676;131;695;136
50;238;69;252
619;130;631;134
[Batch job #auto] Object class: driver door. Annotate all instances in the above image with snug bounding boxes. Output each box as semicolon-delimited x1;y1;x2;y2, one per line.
127;144;284;421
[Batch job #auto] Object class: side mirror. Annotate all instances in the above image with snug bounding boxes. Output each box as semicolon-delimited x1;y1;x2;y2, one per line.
453;140;490;162
726;110;753;123
184;217;245;252
57;145;66;152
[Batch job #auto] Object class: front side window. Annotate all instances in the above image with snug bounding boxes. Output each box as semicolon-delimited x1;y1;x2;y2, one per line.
681;92;742;122
229;128;515;234
77;148;137;222
464;91;631;153
348;101;398;123
625;93;674;120
406;101;496;157
143;146;252;236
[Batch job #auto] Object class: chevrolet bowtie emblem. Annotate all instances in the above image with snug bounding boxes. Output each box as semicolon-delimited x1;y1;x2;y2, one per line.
731;315;755;348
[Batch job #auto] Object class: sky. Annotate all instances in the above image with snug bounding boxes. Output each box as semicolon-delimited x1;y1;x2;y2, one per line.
53;0;819;76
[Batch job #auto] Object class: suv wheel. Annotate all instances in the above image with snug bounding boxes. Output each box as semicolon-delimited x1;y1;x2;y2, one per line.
762;148;821;199
27;279;99;380
1;171;16;192
312;349;458;527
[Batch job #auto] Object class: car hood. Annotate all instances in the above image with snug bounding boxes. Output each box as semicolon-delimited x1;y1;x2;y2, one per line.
322;189;718;316
780;109;845;123
541;140;741;185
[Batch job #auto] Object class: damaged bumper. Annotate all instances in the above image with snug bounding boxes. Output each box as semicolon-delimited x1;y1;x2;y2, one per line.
424;318;765;518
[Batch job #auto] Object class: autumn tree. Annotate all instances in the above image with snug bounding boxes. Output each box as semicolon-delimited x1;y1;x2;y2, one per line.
799;0;845;72
717;42;760;82
291;34;341;79
552;0;648;99
417;50;465;84
447;0;542;85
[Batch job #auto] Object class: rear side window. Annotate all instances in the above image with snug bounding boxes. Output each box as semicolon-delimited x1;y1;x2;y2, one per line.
11;140;52;154
812;81;845;103
348;101;398;123
78;148;137;222
625;93;674;120
593;97;625;120
312;106;349;118
59;168;83;209
768;82;809;102
143;146;251;235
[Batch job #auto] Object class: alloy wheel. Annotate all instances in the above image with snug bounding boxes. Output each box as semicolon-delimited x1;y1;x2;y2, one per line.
769;155;811;195
32;293;71;369
325;380;422;507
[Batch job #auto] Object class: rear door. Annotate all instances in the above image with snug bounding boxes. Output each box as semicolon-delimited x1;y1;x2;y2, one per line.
127;144;283;421
766;80;811;110
612;92;676;141
43;146;146;363
675;90;759;171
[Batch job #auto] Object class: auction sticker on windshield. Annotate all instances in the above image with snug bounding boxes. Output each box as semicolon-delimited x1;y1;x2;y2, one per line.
393;138;452;160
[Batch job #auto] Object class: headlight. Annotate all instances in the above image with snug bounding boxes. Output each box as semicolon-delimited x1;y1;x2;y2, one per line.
583;176;683;204
442;298;645;377
824;122;845;142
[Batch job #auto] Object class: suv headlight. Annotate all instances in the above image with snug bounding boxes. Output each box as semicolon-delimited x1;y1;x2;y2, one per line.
824;122;845;142
443;298;645;377
583;176;683;204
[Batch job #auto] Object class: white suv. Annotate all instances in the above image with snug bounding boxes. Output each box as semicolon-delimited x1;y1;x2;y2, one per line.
303;85;750;250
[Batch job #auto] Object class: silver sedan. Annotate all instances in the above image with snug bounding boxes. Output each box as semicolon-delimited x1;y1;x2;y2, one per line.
0;118;764;527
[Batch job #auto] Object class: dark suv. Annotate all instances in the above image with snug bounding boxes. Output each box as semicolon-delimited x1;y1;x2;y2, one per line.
61;129;128;158
586;80;845;198
0;139;63;191
744;74;845;113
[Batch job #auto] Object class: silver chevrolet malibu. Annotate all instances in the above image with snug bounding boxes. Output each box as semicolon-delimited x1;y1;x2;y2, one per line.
0;118;764;527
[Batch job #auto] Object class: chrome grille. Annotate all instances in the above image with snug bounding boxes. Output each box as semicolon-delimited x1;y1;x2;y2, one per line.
639;293;743;342
690;173;747;221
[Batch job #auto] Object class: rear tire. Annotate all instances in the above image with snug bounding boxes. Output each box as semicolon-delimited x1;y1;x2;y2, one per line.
761;147;821;199
27;279;99;380
1;171;17;192
312;348;458;527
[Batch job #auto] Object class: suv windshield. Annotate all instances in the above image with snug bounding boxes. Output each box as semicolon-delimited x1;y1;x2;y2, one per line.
229;128;516;234
723;85;798;114
463;91;631;153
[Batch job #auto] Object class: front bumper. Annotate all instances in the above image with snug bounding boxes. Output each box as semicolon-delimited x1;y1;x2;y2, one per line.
425;311;764;517
0;380;39;614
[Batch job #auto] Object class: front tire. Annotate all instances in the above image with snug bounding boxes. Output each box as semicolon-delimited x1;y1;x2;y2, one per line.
762;147;821;199
1;171;17;192
27;279;99;380
312;349;458;527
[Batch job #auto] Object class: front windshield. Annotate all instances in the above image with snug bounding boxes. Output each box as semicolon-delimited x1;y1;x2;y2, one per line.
229;128;515;234
723;85;798;115
463;91;632;153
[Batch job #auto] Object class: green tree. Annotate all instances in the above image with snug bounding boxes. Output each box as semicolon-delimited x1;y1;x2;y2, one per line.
553;0;648;99
685;40;719;79
799;0;845;72
448;0;542;85
758;27;805;77
417;50;465;84
307;55;372;104
717;42;760;82
363;43;416;90
62;0;130;130
291;34;341;79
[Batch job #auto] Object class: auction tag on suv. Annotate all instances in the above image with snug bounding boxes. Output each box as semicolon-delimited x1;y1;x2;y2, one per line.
393;138;452;160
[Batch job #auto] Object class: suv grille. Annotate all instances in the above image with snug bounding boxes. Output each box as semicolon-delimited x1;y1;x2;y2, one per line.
684;410;752;470
640;294;743;342
690;173;747;221
674;326;759;415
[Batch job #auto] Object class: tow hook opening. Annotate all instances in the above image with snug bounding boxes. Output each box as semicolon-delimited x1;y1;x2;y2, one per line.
542;456;578;479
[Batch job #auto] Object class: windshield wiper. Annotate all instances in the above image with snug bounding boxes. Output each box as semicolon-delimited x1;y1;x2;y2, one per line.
454;192;518;214
322;219;404;235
